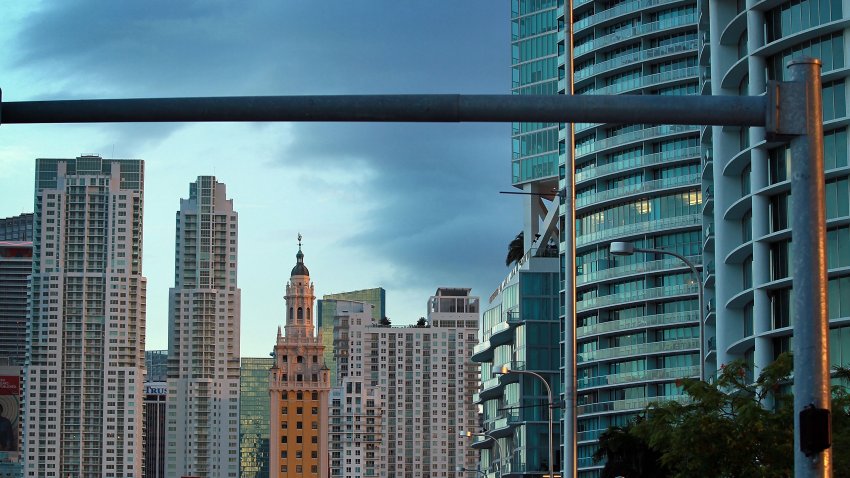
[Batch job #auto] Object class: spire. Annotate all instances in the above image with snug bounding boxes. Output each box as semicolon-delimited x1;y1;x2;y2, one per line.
291;233;310;277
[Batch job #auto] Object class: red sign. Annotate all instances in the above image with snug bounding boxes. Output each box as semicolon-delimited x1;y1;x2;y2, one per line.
0;377;19;396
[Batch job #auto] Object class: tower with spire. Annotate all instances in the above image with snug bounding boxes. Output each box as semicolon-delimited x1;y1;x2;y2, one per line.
269;235;331;478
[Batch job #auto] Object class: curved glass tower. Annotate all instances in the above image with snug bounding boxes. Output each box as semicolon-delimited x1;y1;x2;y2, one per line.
558;0;704;474
706;0;850;393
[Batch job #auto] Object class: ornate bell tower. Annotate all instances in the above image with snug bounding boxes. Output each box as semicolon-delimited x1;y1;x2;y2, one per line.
269;235;331;478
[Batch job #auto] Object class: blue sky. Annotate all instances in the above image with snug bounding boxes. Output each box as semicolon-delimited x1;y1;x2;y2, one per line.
0;1;522;357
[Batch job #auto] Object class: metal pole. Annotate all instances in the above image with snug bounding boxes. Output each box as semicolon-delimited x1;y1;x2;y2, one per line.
510;370;554;478
0;94;766;126
633;248;704;381
563;0;578;476
788;58;831;478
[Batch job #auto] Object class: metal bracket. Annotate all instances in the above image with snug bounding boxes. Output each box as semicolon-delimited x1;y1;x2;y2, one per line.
765;80;807;140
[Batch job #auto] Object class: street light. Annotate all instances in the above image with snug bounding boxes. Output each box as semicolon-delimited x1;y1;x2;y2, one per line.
609;241;705;381
456;466;486;477
493;363;555;478
459;430;502;477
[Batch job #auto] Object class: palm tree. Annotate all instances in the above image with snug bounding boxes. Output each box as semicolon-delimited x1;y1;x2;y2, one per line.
505;231;524;267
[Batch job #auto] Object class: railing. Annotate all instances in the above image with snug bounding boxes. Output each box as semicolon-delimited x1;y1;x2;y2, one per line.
575;15;697;56
589;66;699;96
575;146;700;182
576;214;701;248
578;337;700;362
577;310;700;336
576;394;691;414
575;125;699;158
575;41;698;81
578;365;700;388
577;173;700;208
574;0;689;31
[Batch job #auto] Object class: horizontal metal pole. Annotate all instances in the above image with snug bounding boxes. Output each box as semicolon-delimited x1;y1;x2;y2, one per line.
0;94;767;127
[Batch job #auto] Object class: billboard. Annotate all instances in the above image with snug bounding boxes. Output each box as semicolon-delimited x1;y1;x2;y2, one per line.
0;374;20;463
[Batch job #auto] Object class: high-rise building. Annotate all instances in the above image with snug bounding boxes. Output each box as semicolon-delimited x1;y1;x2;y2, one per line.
550;0;705;473
240;357;274;478
0;240;31;367
704;0;850;389
166;176;241;478
325;299;383;478
331;288;480;478
23;155;146;478
317;288;386;386
473;258;562;477
143;381;167;478
269;239;331;478
0;213;33;242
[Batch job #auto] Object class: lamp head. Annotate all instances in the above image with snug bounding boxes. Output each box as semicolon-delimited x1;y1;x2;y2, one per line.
492;363;511;377
609;241;635;256
459;430;473;438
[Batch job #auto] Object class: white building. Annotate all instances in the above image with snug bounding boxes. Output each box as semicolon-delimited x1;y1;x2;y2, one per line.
166;176;241;478
23;155;147;478
329;288;480;478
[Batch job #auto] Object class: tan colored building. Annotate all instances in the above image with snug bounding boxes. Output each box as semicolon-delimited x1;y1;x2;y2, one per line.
270;238;330;478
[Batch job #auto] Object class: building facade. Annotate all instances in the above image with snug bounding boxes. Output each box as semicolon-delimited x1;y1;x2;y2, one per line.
143;382;167;478
473;257;562;477
0;240;32;367
144;350;168;383
332;288;480;478
317;288;386;387
166;176;241;478
705;0;850;385
0;213;33;242
240;357;274;478
269;240;331;478
23;155;146;478
325;299;383;478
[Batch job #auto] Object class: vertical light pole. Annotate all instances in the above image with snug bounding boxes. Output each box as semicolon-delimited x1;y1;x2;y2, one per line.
494;364;555;478
609;241;705;381
786;58;831;478
459;431;502;477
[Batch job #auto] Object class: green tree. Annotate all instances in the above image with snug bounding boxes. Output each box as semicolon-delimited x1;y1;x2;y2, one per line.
505;231;524;267
593;422;670;478
594;354;850;477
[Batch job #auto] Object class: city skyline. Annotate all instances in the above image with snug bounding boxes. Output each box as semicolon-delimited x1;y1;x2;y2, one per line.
0;2;519;358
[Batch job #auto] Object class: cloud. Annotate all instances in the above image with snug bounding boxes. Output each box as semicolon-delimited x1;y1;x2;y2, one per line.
275;120;522;298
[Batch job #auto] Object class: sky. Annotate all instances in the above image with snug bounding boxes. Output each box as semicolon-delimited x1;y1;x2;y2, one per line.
0;1;522;357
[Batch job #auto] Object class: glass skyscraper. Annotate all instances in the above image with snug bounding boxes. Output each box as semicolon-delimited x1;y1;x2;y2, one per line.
548;0;705;472
240;357;273;478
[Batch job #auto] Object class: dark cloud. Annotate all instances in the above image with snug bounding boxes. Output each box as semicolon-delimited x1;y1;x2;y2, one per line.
9;1;520;305
277;121;523;294
11;1;509;97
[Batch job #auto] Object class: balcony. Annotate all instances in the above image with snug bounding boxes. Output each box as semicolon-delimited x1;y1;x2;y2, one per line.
576;146;700;183
577;214;701;248
471;340;494;362
575;15;696;58
579;254;702;286
578;283;698;312
577;173;700;209
577;394;690;415
578;337;700;363
577;310;700;337
574;41;698;82
578;365;700;389
575;125;699;159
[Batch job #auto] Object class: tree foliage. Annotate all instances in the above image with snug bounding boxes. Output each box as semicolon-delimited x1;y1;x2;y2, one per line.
505;231;524;267
594;354;850;478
